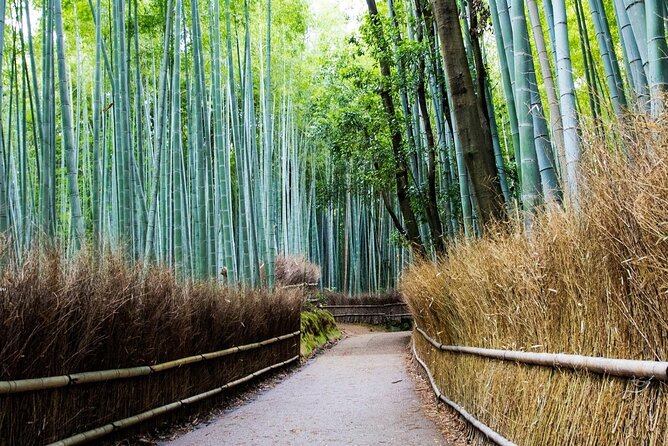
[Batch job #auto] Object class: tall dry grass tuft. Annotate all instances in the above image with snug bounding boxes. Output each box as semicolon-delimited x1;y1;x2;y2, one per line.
275;255;321;286
402;111;668;445
0;249;302;445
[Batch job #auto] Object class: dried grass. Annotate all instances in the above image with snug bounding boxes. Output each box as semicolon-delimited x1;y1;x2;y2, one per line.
275;255;321;286
402;111;668;445
0;249;302;445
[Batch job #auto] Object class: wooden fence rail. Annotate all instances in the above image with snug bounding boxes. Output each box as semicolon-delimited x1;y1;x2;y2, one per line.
0;331;301;395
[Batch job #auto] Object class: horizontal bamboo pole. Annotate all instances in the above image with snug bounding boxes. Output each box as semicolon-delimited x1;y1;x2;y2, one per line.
415;326;668;381
47;355;299;446
280;282;319;289
318;302;408;309
331;313;413;318
0;331;300;394
412;341;517;446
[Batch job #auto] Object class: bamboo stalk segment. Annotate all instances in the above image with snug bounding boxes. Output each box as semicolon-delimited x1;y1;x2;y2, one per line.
412;341;517;446
47;356;299;446
69;366;152;385
0;376;71;394
416;326;668;380
0;331;300;395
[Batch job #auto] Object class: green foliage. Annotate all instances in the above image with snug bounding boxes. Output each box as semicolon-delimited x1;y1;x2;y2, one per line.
300;308;341;357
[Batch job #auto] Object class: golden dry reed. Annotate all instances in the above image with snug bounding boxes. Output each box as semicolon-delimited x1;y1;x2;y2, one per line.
0;249;302;445
402;112;668;445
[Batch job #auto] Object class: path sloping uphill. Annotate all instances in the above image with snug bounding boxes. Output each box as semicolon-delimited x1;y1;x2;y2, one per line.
164;330;446;445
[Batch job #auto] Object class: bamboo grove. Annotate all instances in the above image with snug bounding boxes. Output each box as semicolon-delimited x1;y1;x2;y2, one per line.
309;0;667;259
0;0;666;291
0;0;409;292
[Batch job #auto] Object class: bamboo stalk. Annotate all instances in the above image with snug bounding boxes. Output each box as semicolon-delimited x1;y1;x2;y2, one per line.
415;326;668;380
47;355;299;446
412;341;517;446
0;331;300;394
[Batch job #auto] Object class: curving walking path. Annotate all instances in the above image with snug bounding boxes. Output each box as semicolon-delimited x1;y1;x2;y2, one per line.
163;330;446;445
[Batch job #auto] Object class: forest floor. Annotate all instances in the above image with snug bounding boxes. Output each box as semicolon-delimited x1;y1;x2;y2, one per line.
161;328;447;445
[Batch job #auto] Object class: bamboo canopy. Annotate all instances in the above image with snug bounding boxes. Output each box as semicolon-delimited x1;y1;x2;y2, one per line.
416;327;668;380
0;331;300;395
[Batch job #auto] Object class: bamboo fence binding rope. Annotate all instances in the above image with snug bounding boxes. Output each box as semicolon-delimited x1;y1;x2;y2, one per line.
0;331;300;394
412;341;517;446
415;326;668;380
46;355;300;446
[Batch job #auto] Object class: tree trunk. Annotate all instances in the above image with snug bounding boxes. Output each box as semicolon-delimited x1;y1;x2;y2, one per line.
366;0;424;254
414;0;445;253
431;0;506;227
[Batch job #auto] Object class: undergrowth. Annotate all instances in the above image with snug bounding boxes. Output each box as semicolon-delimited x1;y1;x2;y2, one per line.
300;306;340;357
402;112;668;445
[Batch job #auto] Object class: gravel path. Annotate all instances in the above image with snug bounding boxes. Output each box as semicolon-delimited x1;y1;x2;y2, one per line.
163;331;447;446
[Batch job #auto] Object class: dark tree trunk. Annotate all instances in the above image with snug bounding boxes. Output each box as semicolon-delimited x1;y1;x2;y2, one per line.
431;0;506;227
469;9;492;137
414;0;445;254
366;0;425;254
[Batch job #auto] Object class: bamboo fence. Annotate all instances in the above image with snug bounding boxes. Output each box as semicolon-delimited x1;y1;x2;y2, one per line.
413;325;668;445
1;330;300;445
319;302;412;325
415;326;668;380
46;355;300;446
412;341;516;446
0;331;300;394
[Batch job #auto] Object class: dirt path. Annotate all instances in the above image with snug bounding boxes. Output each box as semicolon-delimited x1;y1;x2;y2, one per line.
162;330;447;445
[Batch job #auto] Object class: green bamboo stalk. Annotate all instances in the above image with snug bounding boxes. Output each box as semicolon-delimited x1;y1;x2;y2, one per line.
623;0;648;70
588;0;628;114
0;0;8;236
647;0;668;115
54;0;85;248
211;0;236;282
614;0;650;108
526;0;566;172
511;0;542;213
263;0;276;287
144;0;174;261
552;0;581;206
